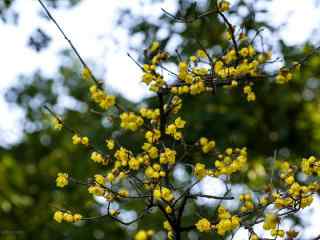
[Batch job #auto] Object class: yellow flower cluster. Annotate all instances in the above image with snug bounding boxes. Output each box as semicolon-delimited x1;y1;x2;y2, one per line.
288;183;314;208
142;143;159;159
94;174;105;185
134;229;154;240
276;160;316;209
199;137;216;153
106;139;115;150
271;229;285;238
178;62;191;83
153;186;174;202
239;46;256;58
142;72;165;93
114;147;131;167
145;129;161;143
91;151;108;165
163;221;174;239
118;188;129;198
120;112;144;131
165;95;182;114
54;211;82;223
52;118;63;130
262;212;287;238
195;218;211;232
214;147;247;176
239;193;254;212
171;60;209;95
215;206;240;236
145;164;166;179
276;68;293;84
259;195;269;206
72;134;89;146
159;148;176;165
194;163;207;179
56;173;69;188
88;184;105;196
82;67;91;80
263;213;278;231
140;107;160;121
149;41;160;53
141;49;168;92
214;56;260;79
89;85;116;110
129;157;141;171
165;117;186;140
243;85;256;102
301;156;320;175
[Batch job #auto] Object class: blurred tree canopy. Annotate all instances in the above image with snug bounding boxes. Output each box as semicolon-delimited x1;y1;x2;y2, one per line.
0;0;82;52
1;0;320;239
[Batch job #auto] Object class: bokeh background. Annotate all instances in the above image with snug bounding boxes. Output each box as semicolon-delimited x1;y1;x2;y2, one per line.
1;0;320;239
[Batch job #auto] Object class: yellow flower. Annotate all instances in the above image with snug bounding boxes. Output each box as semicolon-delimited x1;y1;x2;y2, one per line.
81;136;89;146
63;213;74;222
163;221;172;231
160;148;176;165
166;124;176;135
82;67;91;80
72;134;81;145
56;173;69;188
135;229;154;240
240;47;249;57
118;188;129;198
194;163;207;179
149;41;160;53
195;218;211;232
52;118;63;130
106;139;115;150
145;130;161;143
88;185;104;196
129;157;140;170
91;152;104;164
271;229;285;238
263;213;278;230
165;205;172;214
276;69;293;84
73;213;82;222
148;146;159;159
174;117;186;128
200;138;216;153
89;85;116;110
120;112;144;131
107;173;115;182
95;174;105;185
196;50;207;58
53;211;64;223
231;80;238;87
218;0;230;12
153;188;162;200
153;187;174;202
250;234;259;240
161;187;174;202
